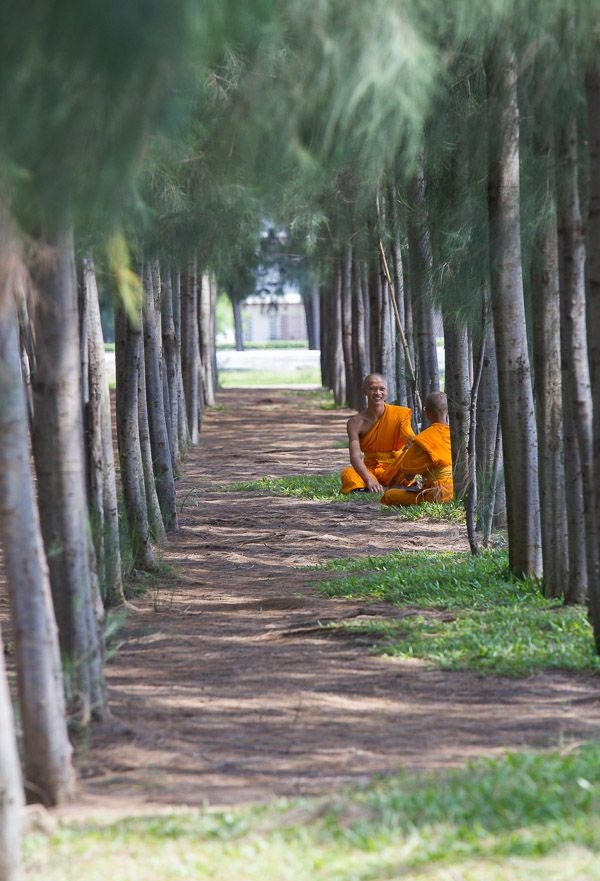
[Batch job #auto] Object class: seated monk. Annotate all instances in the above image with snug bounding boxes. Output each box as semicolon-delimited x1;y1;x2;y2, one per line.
380;391;453;507
340;373;414;494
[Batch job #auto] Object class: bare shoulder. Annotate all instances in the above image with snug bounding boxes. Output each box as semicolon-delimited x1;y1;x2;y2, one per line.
347;410;371;438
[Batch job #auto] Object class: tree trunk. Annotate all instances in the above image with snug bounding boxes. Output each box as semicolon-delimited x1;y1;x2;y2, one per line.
585;57;600;647
161;267;180;464
304;285;320;350
340;246;356;407
0;298;75;806
137;311;167;544
443;312;471;499
351;258;369;408
0;620;23;879
407;159;440;411
199;272;216;406
143;260;177;531
115;302;156;571
558;115;595;606
82;254;124;607
171;268;190;456
530;134;569;600
389;183;409;406
367;254;383;374
31;229;106;723
476;311;506;530
232;298;244;351
328;261;346;405
180;259;201;444
486;47;542;577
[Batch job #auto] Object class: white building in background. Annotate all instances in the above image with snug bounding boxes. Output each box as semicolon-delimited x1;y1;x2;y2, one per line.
241;291;307;343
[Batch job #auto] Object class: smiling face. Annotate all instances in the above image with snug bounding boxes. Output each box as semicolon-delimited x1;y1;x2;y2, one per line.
363;374;388;406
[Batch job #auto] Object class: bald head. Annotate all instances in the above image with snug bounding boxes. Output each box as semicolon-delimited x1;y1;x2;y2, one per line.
362;373;387;393
424;391;448;424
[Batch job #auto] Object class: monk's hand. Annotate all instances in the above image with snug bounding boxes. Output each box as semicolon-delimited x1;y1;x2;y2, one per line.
366;476;384;493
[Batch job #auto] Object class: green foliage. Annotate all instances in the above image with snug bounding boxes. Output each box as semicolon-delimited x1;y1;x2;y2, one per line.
224;473;344;501
380;499;465;522
217;340;310;350
25;744;600;880
319;550;600;675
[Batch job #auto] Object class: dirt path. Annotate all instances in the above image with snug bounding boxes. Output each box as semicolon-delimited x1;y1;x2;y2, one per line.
75;388;600;814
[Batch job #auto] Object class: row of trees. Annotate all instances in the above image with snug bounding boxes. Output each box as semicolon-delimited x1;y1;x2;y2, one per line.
4;2;600;878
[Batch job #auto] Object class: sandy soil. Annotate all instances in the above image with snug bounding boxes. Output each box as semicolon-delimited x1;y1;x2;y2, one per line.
59;387;599;816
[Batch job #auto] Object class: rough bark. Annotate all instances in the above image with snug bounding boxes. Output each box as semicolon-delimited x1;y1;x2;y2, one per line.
586;57;600;647
171;268;190;457
82;255;124;606
115;302;156;571
137;310;167;544
475;312;506;530
530;135;569;600
558;115;595;605
486;47;542;577
31;229;106;723
389;183;409;406
180;259;201;444
0;620;23;879
340;246;356;407
199;272;216;406
143;260;177;531
351;259;369;408
328;261;346;405
443;313;471;499
0;298;75;807
161;267;179;465
407;159;440;410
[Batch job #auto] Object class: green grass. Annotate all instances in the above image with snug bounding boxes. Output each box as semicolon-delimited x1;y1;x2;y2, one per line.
318;550;600;675
217;340;310;350
24;744;600;880
218;367;321;387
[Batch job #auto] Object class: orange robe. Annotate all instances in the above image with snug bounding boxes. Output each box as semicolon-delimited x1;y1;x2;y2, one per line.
340;404;414;494
380;422;453;507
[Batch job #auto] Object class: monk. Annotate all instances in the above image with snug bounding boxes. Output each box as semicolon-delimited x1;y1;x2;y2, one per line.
379;391;453;507
340;373;414;494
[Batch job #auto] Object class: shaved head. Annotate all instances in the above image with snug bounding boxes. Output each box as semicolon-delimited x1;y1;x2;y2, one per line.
424;391;448;421
362;373;387;392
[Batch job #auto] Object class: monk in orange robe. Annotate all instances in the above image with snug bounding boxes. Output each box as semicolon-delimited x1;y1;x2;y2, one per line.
340;373;414;494
379;391;453;506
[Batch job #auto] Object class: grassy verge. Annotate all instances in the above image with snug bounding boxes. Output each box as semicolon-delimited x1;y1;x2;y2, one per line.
318;549;600;676
217;341;310;350
218;368;321;387
25;745;600;881
222;474;465;521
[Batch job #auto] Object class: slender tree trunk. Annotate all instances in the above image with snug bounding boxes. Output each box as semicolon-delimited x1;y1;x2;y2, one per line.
585;57;600;647
161;267;180;464
137;313;167;544
476;310;506;529
367;254;383;374
0;297;75;806
171;268;190;456
143;261;177;531
115;302;156;571
0;620;23;879
180;259;201;444
351;258;368;407
304;285;320;350
407;158;440;409
340;246;356;407
530;134;569;599
31;229;106;722
232;298;244;351
82;255;124;606
486;47;542;577
199;272;216;406
443;313;470;499
328;261;345;405
389;183;408;406
558;115;595;605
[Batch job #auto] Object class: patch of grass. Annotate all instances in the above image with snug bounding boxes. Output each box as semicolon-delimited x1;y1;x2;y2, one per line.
223;473;346;501
318;550;600;675
218;368;321;387
380;498;465;521
217;341;310;350
24;745;600;881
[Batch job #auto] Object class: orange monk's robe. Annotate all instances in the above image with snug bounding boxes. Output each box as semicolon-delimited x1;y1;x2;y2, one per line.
340;404;414;494
379;422;453;507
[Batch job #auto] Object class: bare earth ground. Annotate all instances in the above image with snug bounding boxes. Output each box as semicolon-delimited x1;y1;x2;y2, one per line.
11;388;600;817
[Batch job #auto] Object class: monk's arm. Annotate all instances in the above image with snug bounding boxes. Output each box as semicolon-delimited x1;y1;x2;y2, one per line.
347;419;384;492
381;442;431;487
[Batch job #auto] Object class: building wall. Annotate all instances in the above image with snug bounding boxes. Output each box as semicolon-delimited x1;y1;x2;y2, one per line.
242;299;307;342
